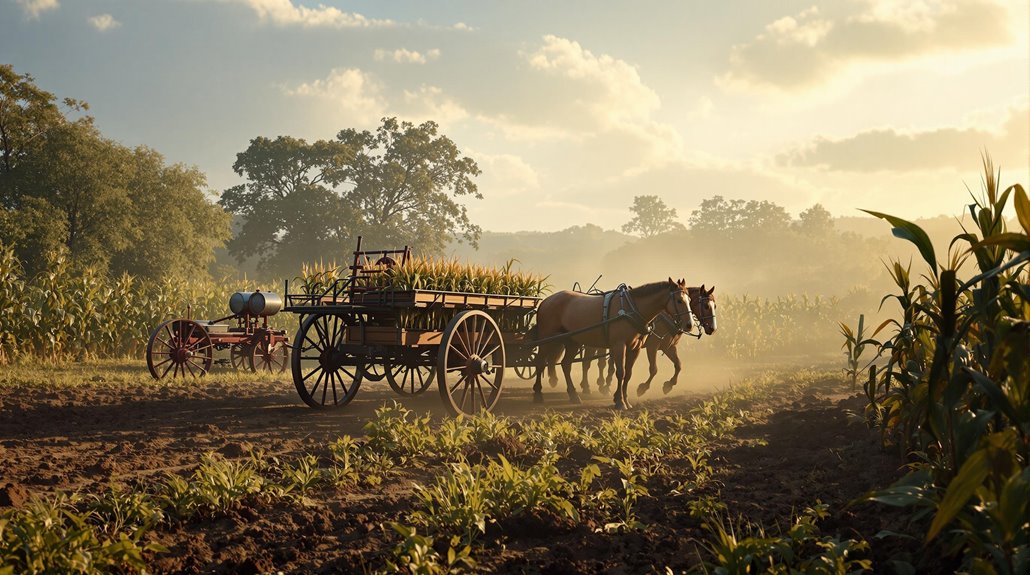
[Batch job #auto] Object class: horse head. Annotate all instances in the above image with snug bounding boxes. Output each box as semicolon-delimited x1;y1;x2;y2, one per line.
689;284;717;335
665;278;694;333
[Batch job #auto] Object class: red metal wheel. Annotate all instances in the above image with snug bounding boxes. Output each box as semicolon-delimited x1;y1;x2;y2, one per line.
146;319;214;379
230;343;254;372
251;335;289;373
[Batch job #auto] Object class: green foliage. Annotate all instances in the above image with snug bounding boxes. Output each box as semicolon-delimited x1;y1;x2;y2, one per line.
856;159;1029;573
380;524;476;575
838;314;889;390
0;245;285;363
219;135;356;277
699;504;872;575
1;65;229;280
622;195;685;238
338;117;482;256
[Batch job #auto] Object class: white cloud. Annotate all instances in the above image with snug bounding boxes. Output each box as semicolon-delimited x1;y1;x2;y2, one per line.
466;149;540;199
720;0;1013;91
16;0;58;19
285;68;386;125
88;14;121;32
779;105;1029;171
399;85;468;125
526;35;661;130
452;22;474;31
373;48;441;64
229;0;393;28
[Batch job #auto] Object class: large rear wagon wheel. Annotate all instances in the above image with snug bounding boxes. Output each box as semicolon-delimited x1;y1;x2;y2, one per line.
437;310;505;416
147;319;213;379
291;313;362;408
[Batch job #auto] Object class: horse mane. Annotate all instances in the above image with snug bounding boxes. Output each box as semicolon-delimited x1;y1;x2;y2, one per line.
628;281;675;299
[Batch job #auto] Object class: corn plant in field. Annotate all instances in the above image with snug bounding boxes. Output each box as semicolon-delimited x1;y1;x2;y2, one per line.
839;313;889;390
855;159;1029;574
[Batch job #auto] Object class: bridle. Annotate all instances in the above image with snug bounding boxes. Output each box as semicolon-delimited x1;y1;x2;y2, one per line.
667;289;696;332
695;291;716;334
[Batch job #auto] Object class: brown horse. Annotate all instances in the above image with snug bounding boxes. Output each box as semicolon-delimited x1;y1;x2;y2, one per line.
532;278;693;409
636;284;718;397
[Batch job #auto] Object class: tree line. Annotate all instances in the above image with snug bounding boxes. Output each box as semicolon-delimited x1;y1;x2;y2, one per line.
0;65;483;282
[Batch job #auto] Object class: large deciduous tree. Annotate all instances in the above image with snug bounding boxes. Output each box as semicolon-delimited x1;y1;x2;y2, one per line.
218;135;357;277
337;117;482;255
622;195;685;238
0;65;230;279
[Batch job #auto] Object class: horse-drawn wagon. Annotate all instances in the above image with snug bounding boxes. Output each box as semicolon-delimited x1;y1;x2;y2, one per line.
145;238;716;416
282;239;542;416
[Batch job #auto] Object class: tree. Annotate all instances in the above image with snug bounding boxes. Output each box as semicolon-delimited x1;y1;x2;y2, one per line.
337;117;482;255
0;64;86;205
110;147;231;280
218;135;357;276
795;203;835;236
1;65;229;279
621;195;685;238
688;195;791;234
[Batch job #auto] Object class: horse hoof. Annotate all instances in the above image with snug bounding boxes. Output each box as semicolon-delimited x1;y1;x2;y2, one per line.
548;379;558;388
613;401;628;411
533;393;544;404
569;393;582;404
636;383;649;397
663;382;675;395
580;387;591;396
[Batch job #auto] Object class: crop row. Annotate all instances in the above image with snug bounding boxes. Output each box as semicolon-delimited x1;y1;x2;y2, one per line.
843;162;1029;574
0;373;871;574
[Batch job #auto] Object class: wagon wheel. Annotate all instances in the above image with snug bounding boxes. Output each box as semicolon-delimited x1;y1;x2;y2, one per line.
513;347;538;380
362;362;392;382
251;335;289;373
386;363;435;395
147;319;214;379
291;313;362;408
437;310;505;416
230;344;254;372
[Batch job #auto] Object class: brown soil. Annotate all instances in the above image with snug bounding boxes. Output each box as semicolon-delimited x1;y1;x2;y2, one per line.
0;368;931;573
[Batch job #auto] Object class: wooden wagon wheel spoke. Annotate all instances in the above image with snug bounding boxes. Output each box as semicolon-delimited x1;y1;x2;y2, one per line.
386;362;433;396
292;313;363;409
437;310;505;417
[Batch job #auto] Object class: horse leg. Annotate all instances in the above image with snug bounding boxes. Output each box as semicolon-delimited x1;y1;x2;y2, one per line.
610;345;627;410
548;359;559;388
595;352;606;389
562;343;580;404
662;343;682;395
636;343;659;397
622;346;641;409
605;354;616;388
533;342;559;403
579;347;591;395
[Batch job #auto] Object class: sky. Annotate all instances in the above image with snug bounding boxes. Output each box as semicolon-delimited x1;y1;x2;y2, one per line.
2;0;1028;232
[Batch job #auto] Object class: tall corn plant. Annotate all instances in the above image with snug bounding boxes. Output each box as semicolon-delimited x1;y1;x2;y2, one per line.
859;158;1029;574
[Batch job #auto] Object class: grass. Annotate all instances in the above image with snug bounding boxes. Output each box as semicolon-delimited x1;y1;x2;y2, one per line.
0;358;289;390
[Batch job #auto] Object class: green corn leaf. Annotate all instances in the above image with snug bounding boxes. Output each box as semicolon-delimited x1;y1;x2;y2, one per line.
1013;184;1030;235
927;447;989;541
862;210;937;273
